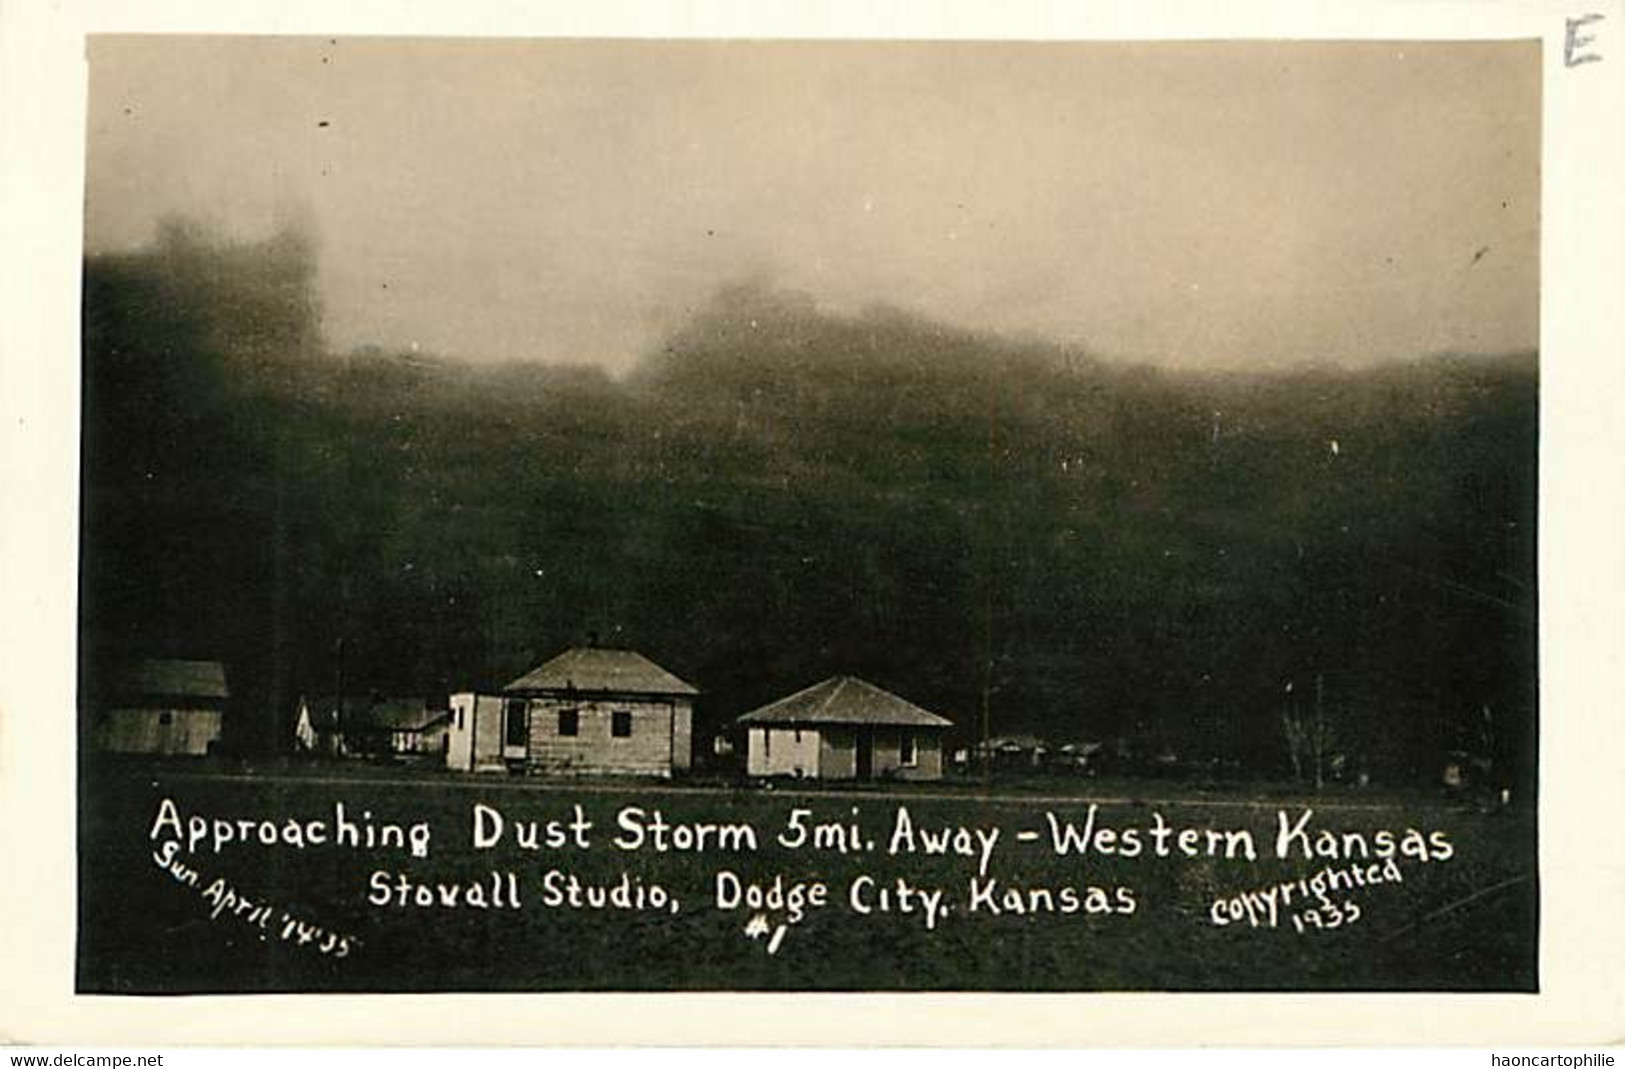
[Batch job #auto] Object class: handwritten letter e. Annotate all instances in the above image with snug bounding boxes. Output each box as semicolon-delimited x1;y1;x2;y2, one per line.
1566;14;1605;67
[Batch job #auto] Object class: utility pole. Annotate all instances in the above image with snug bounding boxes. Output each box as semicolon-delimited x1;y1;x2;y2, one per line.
1314;671;1325;793
980;369;999;793
981;600;993;792
332;634;346;757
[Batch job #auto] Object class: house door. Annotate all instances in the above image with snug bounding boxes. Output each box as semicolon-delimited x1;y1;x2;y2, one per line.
855;731;873;779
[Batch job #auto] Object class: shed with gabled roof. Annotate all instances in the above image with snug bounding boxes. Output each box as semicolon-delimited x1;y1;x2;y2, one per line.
92;658;229;756
734;675;953;781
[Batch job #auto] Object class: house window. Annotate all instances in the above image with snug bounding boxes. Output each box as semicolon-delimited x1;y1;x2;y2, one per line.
763;730;771;758
558;708;579;737
505;701;528;748
899;732;918;767
612;711;632;738
158;711;173;726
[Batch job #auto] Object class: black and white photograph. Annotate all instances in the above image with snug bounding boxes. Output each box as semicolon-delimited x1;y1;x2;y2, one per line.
4;0;1622;1048
66;31;1549;997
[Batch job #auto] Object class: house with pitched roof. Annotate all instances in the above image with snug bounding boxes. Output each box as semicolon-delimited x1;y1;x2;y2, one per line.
447;646;697;776
91;658;229;756
315;695;451;757
734;675;953;782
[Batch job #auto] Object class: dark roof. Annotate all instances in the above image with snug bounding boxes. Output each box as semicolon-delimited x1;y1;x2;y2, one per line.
352;699;446;732
118;659;229;701
302;695;361;727
306;696;447;732
504;647;699;697
734;676;953;729
979;733;1049;751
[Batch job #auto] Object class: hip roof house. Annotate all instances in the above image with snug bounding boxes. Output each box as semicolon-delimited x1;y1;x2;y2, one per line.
735;675;953;781
448;646;697;777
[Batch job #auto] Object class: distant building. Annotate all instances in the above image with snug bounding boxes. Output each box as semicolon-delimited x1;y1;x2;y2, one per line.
299;695;450;758
293;695;344;757
92;659;229;756
294;701;318;752
973;733;1050;772
347;697;450;757
1051;740;1105;773
1442;748;1493;791
447;646;697;777
735;675;952;781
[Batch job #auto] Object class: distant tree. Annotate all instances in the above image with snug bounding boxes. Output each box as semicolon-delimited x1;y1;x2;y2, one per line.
1280;676;1337;789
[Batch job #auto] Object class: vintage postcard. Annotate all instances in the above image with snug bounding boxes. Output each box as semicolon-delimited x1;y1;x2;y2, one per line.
3;0;1623;1049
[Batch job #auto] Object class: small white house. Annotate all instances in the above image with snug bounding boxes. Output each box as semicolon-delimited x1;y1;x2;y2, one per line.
734;675;952;782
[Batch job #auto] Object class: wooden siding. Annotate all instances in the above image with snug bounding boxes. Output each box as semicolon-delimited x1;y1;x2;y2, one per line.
521;695;691;777
868;726;945;781
818;727;858;779
96;708;222;756
450;691;692;776
671;702;693;771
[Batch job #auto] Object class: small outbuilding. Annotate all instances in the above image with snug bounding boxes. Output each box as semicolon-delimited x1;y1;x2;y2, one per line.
734;675;952;782
447;646;697;777
92;658;229;756
294;696;338;756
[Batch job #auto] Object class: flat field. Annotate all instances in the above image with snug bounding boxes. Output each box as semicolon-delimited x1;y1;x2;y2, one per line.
77;763;1537;992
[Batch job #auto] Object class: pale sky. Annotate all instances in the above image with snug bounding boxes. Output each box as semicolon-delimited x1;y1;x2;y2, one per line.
84;37;1540;373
